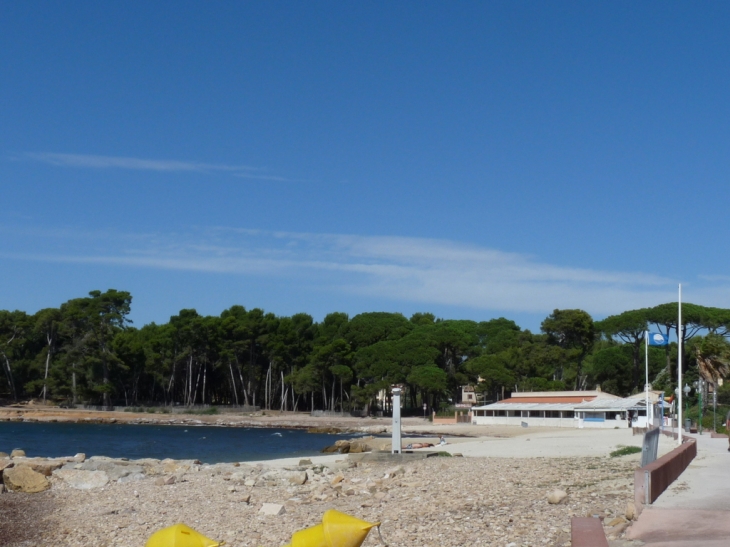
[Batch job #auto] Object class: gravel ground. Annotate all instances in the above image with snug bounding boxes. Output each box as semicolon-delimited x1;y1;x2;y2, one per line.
0;491;53;546
1;453;640;547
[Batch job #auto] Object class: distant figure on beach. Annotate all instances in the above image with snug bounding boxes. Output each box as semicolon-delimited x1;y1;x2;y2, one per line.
726;411;730;451
439;436;447;445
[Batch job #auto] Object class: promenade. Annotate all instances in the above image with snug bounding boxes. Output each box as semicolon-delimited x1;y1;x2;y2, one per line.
625;432;730;546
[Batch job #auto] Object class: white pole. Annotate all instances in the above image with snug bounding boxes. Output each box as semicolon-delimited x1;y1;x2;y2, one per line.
678;284;683;446
391;388;402;454
645;330;650;428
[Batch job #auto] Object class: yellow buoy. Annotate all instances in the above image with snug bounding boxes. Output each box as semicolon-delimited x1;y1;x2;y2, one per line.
322;510;379;547
287;510;379;547
145;523;223;547
291;523;327;547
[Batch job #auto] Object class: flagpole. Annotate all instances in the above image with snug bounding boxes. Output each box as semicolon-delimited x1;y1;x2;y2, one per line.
678;283;683;446
645;330;650;429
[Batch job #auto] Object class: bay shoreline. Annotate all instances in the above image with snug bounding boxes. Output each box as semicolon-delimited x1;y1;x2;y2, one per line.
2;406;668;546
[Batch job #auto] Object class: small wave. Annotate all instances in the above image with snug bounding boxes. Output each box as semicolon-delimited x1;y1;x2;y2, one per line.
272;432;283;437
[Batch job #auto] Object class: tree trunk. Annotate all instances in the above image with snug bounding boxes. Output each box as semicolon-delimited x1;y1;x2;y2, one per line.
0;351;17;402
72;362;77;405
42;335;52;403
229;361;239;406
191;362;202;406
280;370;286;411
202;363;207;405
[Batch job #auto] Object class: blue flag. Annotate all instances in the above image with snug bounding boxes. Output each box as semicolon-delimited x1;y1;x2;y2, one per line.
648;332;669;346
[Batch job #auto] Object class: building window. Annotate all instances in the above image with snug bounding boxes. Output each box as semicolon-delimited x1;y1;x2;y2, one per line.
584;412;605;422
529;410;541;417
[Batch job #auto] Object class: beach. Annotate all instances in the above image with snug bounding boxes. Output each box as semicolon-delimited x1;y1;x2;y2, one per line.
0;408;675;547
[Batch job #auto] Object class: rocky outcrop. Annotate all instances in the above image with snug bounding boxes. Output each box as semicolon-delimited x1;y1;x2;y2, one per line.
3;466;50;493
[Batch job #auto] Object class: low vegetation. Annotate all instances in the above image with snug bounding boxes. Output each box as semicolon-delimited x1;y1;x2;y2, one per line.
610;446;642;458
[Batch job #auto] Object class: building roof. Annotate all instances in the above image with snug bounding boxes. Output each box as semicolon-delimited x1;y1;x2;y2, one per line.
473;402;578;412
500;396;595;404
625;390;665;402
508;390;620;399
495;390;620;405
474;394;649;412
574;398;646;411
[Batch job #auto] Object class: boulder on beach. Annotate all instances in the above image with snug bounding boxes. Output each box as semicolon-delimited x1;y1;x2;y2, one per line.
54;469;110;490
547;489;568;504
3;465;50;493
21;459;65;477
10;449;26;458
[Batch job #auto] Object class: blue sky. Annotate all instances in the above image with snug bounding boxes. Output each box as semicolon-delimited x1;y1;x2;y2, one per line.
2;2;730;330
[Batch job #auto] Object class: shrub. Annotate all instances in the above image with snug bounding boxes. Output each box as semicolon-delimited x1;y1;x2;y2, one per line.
610;446;642;458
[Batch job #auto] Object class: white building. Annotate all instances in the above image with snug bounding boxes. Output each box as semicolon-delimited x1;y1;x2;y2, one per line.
471;390;657;429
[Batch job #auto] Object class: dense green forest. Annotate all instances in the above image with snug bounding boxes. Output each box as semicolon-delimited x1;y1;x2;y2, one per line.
2;289;730;411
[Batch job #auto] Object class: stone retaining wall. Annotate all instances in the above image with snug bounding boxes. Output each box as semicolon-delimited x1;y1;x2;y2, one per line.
432;411;471;425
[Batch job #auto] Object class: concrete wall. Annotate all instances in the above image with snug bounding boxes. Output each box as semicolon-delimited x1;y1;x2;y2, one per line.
472;416;576;428
433;411;472;425
472;411;631;429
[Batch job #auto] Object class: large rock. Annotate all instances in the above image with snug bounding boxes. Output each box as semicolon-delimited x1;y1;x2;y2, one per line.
287;472;307;486
21;459;65;477
547;489;568;504
117;472;146;484
0;459;14;472
385;466;405;478
625;501;637;521
106;465;144;481
154;475;176;486
54;469;109;490
10;449;26;458
348;441;369;453
3;466;50;493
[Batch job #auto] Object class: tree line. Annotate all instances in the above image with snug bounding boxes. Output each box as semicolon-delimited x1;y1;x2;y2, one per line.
2;289;730;411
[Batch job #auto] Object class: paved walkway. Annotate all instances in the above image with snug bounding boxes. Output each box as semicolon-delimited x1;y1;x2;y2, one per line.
624;432;730;546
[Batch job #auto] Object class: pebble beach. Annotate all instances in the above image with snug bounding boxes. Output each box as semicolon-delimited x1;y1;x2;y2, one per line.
0;408;676;547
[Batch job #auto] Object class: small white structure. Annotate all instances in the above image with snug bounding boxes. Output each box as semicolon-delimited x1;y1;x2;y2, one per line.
471;390;649;429
391;387;402;454
460;385;477;406
624;390;666;429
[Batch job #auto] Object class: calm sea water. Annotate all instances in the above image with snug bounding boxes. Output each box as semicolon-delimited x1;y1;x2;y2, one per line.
0;422;351;463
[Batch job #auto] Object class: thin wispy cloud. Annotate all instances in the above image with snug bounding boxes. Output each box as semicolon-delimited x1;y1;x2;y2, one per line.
0;225;699;316
20;152;302;181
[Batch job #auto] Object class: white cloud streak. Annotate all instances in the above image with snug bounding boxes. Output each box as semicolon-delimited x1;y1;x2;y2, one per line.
1;226;693;316
21;152;302;182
